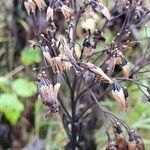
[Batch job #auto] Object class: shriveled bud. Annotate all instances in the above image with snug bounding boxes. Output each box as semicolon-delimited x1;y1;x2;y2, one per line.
61;5;73;21
36;72;60;113
86;62;113;83
122;58;129;78
111;81;127;110
46;7;54;22
33;0;46;11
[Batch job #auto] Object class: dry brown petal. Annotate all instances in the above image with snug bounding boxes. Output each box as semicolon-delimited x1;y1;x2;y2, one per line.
33;0;46;11
112;88;127;110
43;50;52;64
86;62;112;83
29;0;36;14
122;64;130;78
61;5;73;21
46;7;54;22
54;83;61;97
55;56;62;72
24;1;31;15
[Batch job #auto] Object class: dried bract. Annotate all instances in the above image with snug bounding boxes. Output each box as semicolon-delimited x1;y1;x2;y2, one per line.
33;0;46;11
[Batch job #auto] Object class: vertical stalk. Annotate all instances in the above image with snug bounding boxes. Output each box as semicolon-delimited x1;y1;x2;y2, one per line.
71;74;77;150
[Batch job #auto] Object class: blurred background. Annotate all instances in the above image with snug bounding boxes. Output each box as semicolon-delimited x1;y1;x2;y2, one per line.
0;0;150;149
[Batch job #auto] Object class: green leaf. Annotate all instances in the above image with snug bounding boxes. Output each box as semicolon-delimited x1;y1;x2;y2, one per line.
12;78;37;97
21;47;41;65
0;76;9;92
0;94;24;124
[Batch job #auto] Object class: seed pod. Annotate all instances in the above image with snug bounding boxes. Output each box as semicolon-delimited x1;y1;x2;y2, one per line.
46;6;54;22
61;5;73;21
111;81;127;110
122;58;129;78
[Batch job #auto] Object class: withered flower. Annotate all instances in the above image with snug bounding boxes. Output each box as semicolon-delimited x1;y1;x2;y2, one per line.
46;6;54;22
86;62;113;83
111;81;127;110
24;0;36;15
36;72;60;113
33;0;46;11
61;5;73;21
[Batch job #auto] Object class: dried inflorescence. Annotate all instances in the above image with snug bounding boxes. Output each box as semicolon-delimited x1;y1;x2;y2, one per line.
36;71;60;113
24;0;149;149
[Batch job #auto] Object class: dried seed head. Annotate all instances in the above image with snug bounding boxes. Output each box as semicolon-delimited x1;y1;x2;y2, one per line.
61;5;73;21
36;72;60;113
112;81;127;110
46;7;54;22
33;0;46;11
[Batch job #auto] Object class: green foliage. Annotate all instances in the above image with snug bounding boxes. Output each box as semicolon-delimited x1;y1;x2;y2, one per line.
0;76;9;92
21;47;42;65
12;78;37;97
0;94;24;124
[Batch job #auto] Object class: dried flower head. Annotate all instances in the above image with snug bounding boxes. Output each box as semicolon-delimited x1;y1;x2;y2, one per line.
36;71;60;113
